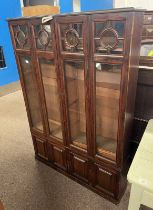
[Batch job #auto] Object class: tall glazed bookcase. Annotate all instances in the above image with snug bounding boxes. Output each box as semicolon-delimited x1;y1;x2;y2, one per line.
8;8;144;203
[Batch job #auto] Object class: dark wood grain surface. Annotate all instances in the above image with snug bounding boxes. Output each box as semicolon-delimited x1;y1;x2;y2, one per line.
8;8;144;203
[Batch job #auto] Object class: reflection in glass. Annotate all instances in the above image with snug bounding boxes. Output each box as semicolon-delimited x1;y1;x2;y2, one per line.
96;63;121;160
65;61;86;149
17;30;26;45
39;58;63;140
19;56;43;131
142;25;153;37
39;30;49;46
144;15;153;24
140;43;153;56
95;22;107;37
141;16;153;57
34;25;52;51
13;25;30;49
112;21;124;37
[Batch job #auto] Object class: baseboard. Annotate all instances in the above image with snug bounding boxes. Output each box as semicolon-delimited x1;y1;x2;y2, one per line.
0;81;21;97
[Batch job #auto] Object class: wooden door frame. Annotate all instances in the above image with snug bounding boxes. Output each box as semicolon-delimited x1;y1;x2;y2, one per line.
29;18;68;146
89;12;133;167
8;19;47;137
54;15;91;156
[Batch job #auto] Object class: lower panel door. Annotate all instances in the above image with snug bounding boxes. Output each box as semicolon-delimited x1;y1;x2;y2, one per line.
68;152;89;183
94;164;117;197
33;136;48;160
47;141;67;171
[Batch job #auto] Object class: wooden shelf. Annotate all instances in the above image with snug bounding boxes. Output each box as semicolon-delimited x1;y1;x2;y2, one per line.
69;108;85;116
96;47;123;53
42;77;57;86
61;37;83;40
72;133;116;160
48;119;63;139
68;99;79;107
66;69;84;81
94;37;124;41
35;122;43;131
141;38;153;44
96;82;120;90
35;120;63;140
96;86;120;99
97;136;117;154
73;133;87;149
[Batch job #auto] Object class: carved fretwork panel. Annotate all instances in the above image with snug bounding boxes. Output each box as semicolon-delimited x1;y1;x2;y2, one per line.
13;25;30;49
94;21;125;55
60;23;83;53
34;24;52;51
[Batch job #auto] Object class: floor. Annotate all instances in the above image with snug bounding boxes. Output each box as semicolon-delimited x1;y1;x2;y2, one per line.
0;90;151;210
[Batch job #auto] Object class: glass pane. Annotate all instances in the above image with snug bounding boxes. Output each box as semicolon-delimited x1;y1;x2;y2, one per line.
64;61;86;149
60;23;83;53
13;25;30;49
144;14;153;24
95;22;107;37
39;58;62;140
94;21;125;55
141;25;153;56
140;42;153;56
34;24;52;51
95;63;121;160
19;56;43;131
111;21;125;37
142;25;153;38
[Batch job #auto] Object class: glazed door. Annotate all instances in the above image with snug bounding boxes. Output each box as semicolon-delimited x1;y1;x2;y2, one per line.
31;19;64;143
9;21;45;134
55;15;90;152
63;60;87;149
90;13;132;163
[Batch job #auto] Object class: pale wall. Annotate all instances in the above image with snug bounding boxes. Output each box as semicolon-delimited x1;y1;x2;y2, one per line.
114;0;153;10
